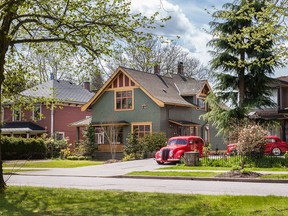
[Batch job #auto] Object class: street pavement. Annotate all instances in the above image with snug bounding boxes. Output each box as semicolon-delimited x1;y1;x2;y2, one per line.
4;159;288;196
4;158;174;177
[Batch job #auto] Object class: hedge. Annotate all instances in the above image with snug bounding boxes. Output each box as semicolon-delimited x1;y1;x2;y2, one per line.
1;136;47;160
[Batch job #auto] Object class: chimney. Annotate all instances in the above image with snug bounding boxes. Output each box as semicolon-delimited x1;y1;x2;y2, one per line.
83;81;91;91
154;65;160;75
177;62;184;75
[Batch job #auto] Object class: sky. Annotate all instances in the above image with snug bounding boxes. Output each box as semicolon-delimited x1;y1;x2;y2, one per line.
131;0;287;78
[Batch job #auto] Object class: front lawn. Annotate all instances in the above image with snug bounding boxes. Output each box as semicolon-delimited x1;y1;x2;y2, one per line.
3;160;103;168
159;164;288;172
127;171;220;178
0;186;287;216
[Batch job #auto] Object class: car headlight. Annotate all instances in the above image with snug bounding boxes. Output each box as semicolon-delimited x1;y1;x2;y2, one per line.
159;151;162;156
169;150;173;157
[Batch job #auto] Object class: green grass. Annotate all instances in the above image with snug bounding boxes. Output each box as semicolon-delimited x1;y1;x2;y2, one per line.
127;171;219;177
3;160;103;168
3;169;46;173
261;174;288;179
159;164;288;172
159;165;231;170
1;186;288;216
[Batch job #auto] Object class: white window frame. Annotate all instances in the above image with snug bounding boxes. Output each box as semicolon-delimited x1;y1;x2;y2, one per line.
13;108;21;121
95;132;105;144
33;104;42;121
55;132;65;140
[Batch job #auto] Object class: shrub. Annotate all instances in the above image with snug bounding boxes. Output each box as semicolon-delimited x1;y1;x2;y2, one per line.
81;124;97;156
1;136;47;160
44;136;69;158
140;132;167;157
123;132;144;160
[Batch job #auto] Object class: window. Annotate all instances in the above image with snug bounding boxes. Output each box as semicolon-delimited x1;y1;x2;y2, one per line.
33;104;42;121
115;90;133;110
197;98;206;110
95;132;105;144
95;127;105;144
13;108;21;121
55;132;65;140
132;123;152;138
204;124;209;143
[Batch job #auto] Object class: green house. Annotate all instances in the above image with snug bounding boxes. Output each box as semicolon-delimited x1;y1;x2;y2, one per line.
80;66;224;159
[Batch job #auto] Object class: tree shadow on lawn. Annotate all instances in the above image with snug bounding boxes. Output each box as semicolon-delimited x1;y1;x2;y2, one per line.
0;188;49;216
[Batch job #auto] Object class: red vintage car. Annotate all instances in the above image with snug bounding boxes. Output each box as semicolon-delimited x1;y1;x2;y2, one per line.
154;136;205;164
227;136;288;156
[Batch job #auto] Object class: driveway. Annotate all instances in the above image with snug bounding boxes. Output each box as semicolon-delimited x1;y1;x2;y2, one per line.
10;158;173;177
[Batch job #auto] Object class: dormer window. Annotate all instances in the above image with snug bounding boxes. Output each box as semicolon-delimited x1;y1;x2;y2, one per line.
115;90;133;110
197;98;206;110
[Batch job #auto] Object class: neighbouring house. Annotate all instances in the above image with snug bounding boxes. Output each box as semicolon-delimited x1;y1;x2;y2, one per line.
77;64;224;160
249;76;288;141
1;79;94;145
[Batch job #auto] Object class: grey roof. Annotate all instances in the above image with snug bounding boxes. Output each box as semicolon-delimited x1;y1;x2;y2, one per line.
122;67;207;107
21;80;94;104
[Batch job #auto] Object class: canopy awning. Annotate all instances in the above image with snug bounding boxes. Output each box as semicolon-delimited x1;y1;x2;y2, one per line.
92;121;130;127
169;119;200;127
69;116;92;127
0;122;46;134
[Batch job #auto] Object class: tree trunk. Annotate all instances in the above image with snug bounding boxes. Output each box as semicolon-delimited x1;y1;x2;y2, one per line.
238;51;246;109
0;83;6;193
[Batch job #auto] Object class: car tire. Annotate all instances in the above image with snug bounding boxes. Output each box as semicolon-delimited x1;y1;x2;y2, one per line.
272;148;281;156
156;161;164;165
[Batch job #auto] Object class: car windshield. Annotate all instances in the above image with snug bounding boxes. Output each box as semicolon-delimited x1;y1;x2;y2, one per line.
168;139;187;145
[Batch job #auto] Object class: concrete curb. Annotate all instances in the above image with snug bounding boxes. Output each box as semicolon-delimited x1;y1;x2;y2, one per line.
4;172;288;184
116;175;288;183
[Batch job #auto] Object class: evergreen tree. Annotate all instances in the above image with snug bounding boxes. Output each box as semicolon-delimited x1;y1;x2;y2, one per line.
208;0;285;118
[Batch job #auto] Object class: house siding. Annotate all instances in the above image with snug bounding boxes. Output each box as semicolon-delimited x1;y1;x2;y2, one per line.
91;88;161;144
3;105;90;144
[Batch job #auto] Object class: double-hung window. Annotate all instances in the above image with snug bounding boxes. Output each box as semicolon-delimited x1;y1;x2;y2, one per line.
115;90;133;110
33;104;42;121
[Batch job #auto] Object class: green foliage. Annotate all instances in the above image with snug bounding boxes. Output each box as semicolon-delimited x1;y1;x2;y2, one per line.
81;124;97;157
200;155;288;168
44;136;68;159
140;132;167;156
205;0;288;135
208;0;285;110
123;133;143;160
123;132;167;160
66;156;92;160
1;136;46;160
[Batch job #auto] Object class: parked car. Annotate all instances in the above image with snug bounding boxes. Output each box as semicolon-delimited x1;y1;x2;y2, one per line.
227;136;288;156
154;136;205;164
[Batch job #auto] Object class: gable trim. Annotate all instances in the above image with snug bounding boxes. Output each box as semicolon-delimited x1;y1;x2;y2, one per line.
81;67;165;111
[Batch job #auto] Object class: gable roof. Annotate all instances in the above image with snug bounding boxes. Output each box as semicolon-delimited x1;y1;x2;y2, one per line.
21;80;94;104
82;66;211;111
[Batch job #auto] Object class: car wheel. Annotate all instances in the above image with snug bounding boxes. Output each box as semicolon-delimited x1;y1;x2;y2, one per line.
272;148;281;156
156;161;164;165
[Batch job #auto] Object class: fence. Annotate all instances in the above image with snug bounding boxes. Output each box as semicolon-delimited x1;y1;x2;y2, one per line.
200;153;288;168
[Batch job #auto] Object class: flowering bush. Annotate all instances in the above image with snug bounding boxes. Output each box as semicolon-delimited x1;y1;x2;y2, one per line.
236;124;267;155
235;122;268;169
